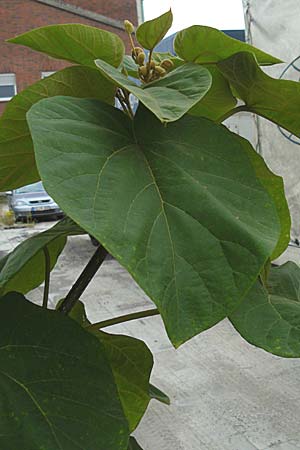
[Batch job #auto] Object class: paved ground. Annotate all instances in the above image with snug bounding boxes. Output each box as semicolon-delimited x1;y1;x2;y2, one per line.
1;218;300;450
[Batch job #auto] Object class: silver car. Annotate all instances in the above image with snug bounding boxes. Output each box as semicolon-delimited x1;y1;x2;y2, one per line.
7;181;63;221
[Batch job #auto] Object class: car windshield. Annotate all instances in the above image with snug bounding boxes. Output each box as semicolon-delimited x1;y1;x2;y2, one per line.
15;182;45;194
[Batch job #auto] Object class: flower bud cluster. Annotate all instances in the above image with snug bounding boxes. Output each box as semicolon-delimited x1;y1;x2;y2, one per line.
133;51;174;83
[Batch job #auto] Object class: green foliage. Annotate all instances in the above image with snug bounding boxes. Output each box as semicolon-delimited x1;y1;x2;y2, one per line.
0;292;129;449
149;384;170;405
0;10;299;448
27;96;283;346
174;25;282;65
230;263;300;357
238;137;291;259
218;51;300;137
68;301;164;431
0;66;116;191
0;218;83;296
188;66;237;120
128;437;144;450
95;59;212;122
136;9;173;50
8;23;124;68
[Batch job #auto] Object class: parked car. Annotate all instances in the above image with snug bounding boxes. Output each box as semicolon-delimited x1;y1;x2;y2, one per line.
7;181;63;222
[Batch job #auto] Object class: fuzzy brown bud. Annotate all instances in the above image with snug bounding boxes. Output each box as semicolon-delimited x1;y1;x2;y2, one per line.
154;66;166;76
150;60;156;69
124;20;135;34
160;59;174;71
136;52;146;66
139;65;148;77
134;47;143;55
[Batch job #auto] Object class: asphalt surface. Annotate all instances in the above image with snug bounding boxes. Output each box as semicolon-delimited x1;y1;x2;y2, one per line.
1;218;300;450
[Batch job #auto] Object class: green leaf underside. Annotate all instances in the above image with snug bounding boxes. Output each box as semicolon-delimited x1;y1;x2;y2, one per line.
96;331;153;432
8;23;124;68
189;66;237;121
122;55;139;78
128;437;144;450
174;25;282;65
95;59;212;122
218;52;300;138
0;293;128;449
0;218;84;297
0;65;116;191
69;301;155;432
149;384;170;405
236;136;290;260
27;97;281;347
230;262;300;358
136;9;173;50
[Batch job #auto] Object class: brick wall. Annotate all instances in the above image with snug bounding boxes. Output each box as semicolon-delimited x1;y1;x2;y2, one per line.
0;0;138;114
68;0;137;22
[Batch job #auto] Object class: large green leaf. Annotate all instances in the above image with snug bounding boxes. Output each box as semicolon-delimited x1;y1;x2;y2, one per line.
218;51;300;137
0;218;83;296
174;25;282;65
0;65;116;191
27;97;281;347
8;23;124;68
237;137;290;260
128;437;143;450
0;292;129;449
69;301;157;432
230;262;300;358
189;66;237;121
95;59;212;122
136;9;173;50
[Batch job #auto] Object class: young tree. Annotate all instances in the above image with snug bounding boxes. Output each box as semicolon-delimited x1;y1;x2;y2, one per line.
0;10;299;449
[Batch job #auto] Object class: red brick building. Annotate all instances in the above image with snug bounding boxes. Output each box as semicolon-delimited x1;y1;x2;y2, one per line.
0;0;143;114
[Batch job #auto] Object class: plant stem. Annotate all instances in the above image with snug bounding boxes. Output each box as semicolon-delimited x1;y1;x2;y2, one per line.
217;105;250;123
146;49;153;82
116;89;133;119
86;308;160;330
58;245;108;315
121;88;134;118
42;246;50;309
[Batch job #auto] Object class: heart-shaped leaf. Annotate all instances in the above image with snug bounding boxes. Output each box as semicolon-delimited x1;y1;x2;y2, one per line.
188;66;237;121
218;51;300;137
27;97;282;347
136;9;173;50
174;25;282;65
230;262;300;357
95;59;212;122
8;23;124;68
0;65;116;191
0;292;129;449
0;218;83;297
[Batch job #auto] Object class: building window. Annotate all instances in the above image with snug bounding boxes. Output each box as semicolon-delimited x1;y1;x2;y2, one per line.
41;71;55;79
0;74;17;101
